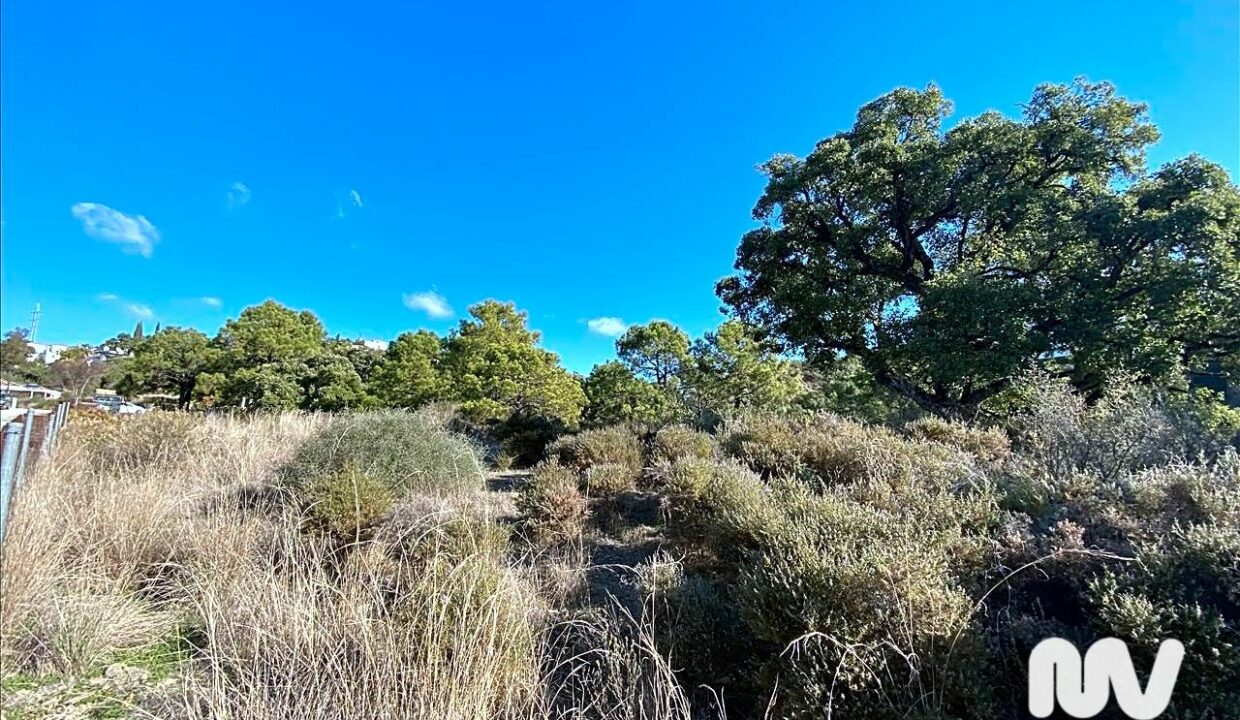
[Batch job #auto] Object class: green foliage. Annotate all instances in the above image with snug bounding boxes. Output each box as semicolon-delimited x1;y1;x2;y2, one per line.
215;300;325;366
581;361;677;427
719;79;1240;417
492;409;567;468
1;327;43;383
302;350;371;411
516;461;588;544
304;464;396;539
442;301;586;426
686;320;804;416
616;320;691;387
369;330;445;408
798;355;916;424
119;327;216;407
281;410;484;497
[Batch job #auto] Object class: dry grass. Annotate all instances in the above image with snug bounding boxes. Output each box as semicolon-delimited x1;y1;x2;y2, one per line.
0;411;699;720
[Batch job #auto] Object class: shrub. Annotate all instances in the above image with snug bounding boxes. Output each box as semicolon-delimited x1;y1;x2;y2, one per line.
583;463;637;497
516;461;588;544
905;416;1011;465
547;425;643;474
649;425;716;464
720;411;978;491
69;411;204;473
280;411;484;497
304;464;395;540
1007;375;1235;483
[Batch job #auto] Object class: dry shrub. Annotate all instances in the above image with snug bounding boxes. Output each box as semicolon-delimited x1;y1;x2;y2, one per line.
649;425;716;465
584;463;638;497
543;607;695;720
517;461;589;545
720;411;979;491
905;416;1011;465
548;426;643;475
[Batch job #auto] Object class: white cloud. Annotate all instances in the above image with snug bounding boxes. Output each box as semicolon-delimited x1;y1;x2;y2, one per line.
96;292;153;319
201;296;223;308
125;303;154;319
402;291;453;319
227;182;251;208
587;317;628;337
349;189;363;207
71;202;160;257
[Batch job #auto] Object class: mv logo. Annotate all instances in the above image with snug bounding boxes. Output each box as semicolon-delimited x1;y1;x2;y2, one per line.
1028;638;1184;719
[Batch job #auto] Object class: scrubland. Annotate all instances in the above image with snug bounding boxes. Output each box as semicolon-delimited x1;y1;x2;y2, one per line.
1;379;1237;719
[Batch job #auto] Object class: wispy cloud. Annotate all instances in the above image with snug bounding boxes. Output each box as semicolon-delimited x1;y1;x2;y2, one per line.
125;303;154;319
96;293;154;319
201;296;223;308
227;182;251;208
71;202;160;257
402;291;453;319
587;317;628;337
349;189;363;208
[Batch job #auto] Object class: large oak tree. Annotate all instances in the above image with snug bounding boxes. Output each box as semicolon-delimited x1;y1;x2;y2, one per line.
718;80;1240;418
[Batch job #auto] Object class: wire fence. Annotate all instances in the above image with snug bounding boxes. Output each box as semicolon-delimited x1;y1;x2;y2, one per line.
0;401;70;543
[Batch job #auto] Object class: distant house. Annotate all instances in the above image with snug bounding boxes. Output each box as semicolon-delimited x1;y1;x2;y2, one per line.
27;342;70;364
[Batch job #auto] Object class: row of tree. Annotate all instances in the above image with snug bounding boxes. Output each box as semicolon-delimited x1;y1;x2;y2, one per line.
2;299;825;429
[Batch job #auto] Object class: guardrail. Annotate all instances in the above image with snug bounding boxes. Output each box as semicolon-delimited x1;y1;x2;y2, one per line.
0;402;70;543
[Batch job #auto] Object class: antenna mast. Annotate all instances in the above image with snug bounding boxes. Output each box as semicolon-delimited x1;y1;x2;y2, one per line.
29;303;41;343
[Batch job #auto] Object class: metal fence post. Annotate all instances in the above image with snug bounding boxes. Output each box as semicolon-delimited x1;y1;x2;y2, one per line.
1;421;23;543
45;403;65;456
13;414;35;492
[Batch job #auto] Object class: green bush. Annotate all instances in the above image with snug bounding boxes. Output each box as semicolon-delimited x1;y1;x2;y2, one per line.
516;461;588;544
280;410;484;497
547;425;643;474
649;424;716;465
304;464;395;539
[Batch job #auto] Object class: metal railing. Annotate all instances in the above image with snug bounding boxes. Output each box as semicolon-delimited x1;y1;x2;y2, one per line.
0;401;70;543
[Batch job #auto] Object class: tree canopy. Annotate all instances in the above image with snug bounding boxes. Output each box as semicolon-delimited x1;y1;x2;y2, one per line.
616;321;691;387
369;331;445;408
120;327;216;407
718;79;1240;417
441;301;586;425
687;320;804;414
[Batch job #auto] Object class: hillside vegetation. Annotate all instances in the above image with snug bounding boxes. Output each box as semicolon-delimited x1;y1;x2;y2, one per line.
1;374;1236;719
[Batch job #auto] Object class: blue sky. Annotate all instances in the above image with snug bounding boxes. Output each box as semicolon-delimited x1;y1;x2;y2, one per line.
2;1;1236;373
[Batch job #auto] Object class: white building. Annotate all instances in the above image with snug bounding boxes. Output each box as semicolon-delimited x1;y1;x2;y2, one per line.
27;342;70;364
